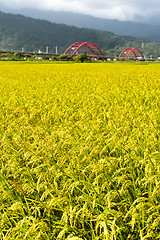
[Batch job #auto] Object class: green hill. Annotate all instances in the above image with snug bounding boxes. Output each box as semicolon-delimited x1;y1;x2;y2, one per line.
0;11;160;58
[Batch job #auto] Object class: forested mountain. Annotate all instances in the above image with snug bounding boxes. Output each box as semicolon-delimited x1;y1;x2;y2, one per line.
0;11;160;58
13;9;160;43
1;6;160;43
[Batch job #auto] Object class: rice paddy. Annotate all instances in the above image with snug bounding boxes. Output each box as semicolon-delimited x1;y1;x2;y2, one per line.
0;62;159;239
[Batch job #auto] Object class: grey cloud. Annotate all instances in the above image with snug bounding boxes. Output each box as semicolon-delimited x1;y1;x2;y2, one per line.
0;0;160;21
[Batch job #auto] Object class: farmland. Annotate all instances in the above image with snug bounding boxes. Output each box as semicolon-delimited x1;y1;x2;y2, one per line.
0;62;159;239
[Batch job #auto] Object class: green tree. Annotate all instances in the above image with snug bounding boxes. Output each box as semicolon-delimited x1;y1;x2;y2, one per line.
75;53;88;62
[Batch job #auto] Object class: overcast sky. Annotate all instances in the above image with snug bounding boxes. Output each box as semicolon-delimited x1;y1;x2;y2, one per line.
0;0;160;22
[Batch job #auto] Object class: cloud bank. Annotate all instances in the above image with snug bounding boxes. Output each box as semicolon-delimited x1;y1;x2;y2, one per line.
0;0;160;21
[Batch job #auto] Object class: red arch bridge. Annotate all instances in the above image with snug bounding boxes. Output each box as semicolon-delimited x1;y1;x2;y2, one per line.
119;48;144;60
64;42;105;59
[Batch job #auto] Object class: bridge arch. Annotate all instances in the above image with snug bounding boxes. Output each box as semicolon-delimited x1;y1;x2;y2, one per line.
119;48;144;60
64;42;105;58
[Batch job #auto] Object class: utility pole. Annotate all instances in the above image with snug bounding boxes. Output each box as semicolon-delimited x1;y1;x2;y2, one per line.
115;51;117;59
107;51;109;58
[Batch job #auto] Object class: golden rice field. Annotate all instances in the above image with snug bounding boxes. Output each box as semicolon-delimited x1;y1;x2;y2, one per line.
0;62;159;240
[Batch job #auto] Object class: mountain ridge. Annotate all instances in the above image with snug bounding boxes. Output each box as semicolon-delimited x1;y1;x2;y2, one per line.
0;5;160;42
0;11;160;58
